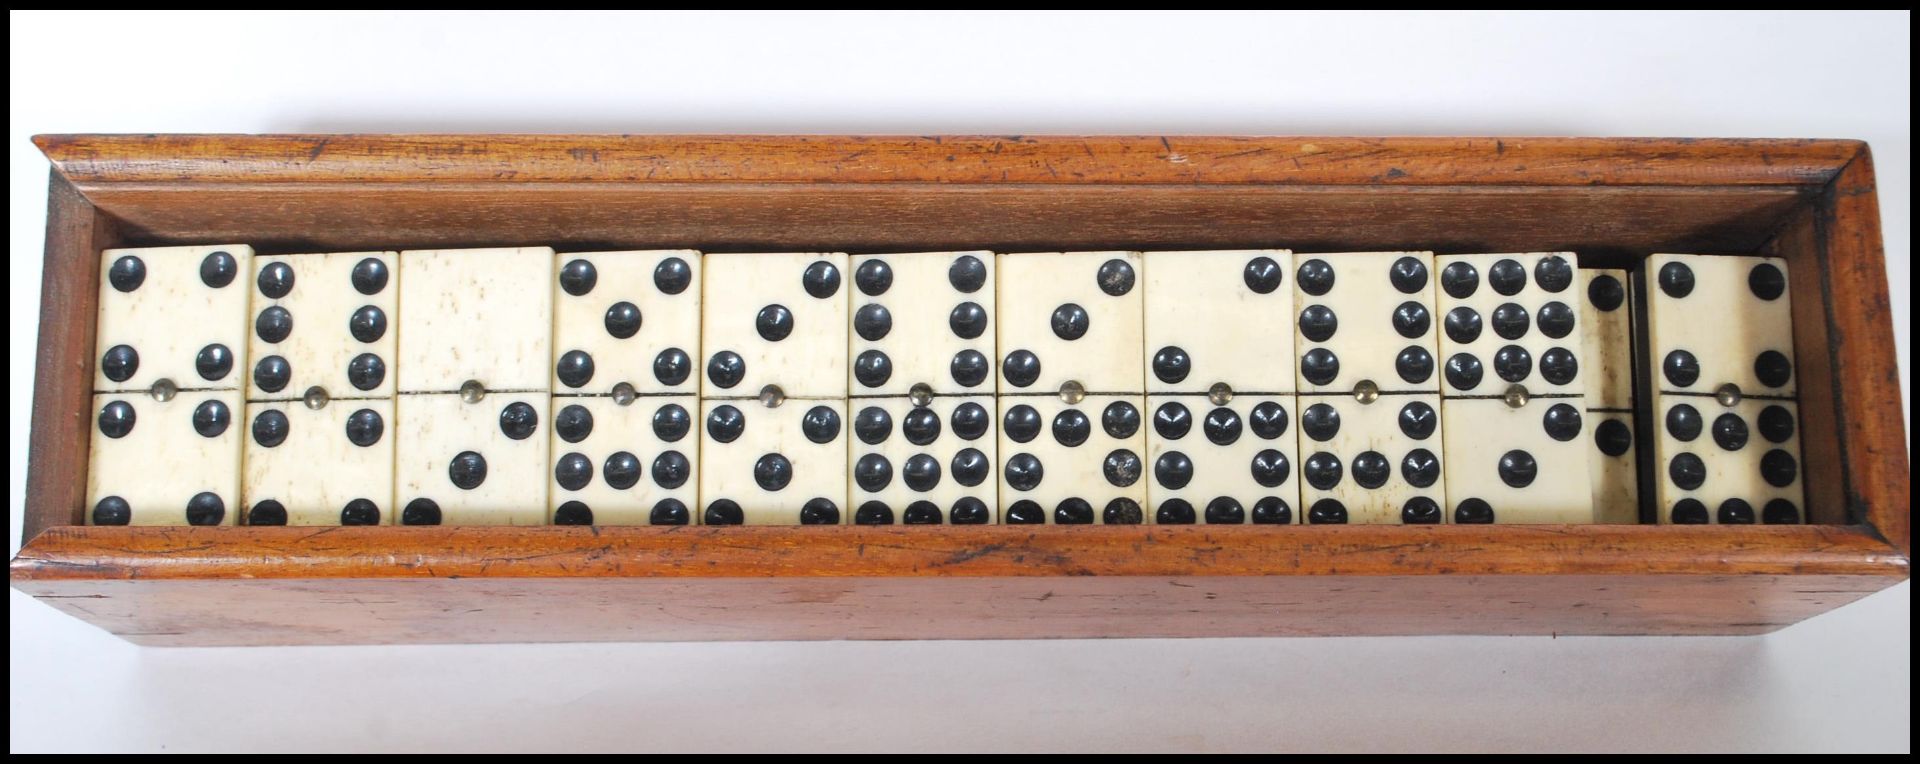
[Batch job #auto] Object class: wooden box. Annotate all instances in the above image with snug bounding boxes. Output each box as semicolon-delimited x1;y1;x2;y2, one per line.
10;135;1909;646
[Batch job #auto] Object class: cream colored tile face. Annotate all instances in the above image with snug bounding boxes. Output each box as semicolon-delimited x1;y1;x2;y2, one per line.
1145;394;1299;524
1649;396;1804;525
396;247;555;392
849;396;997;525
1578;268;1635;411
996;252;1144;394
699;253;849;399
548;395;698;525
1143;250;1295;394
246;252;398;400
394;392;550;525
1292;252;1439;395
1440;398;1595;523
997;394;1147;524
1433;253;1583;397
86;391;243;526
242;399;394;525
848;251;996;396
1640;253;1802;525
95;244;254;392
1295;393;1445;525
551;250;702;395
1586;411;1639;524
1642;253;1796;396
1578;267;1639;524
697;399;848;525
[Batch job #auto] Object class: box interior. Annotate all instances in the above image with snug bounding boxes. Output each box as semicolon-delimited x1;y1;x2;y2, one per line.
60;180;1846;525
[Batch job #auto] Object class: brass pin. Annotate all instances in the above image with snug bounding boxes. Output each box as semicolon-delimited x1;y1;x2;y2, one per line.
1352;379;1380;404
1058;380;1086;405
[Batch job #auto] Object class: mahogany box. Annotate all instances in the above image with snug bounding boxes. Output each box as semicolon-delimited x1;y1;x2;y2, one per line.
10;135;1908;645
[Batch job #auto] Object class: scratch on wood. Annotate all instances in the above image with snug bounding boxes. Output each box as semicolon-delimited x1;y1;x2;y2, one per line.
1158;136;1190;164
939;543;1009;566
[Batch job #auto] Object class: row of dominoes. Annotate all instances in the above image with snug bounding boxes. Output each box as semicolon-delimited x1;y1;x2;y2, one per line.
84;246;1804;527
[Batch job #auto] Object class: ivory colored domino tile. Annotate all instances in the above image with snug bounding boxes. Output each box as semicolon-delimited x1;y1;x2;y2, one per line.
246;251;398;400
995;252;1144;394
697;398;849;525
997;394;1148;525
1432;253;1584;397
1144;394;1300;524
1649;395;1805;525
85;390;243;526
848;251;996;396
94;244;253;392
1639;253;1803;524
396;247;555;393
1578;267;1639;523
548;395;699;526
1641;253;1797;396
241;399;395;525
699;253;850;399
551;250;702;395
1586;410;1640;524
848;395;997;525
1439;397;1596;523
1143;250;1296;394
1578;267;1635;411
1295;392;1446;525
394;392;550;526
1291;252;1440;395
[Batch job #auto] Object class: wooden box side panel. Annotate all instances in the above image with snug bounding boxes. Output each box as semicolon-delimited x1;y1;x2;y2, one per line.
1761;147;1909;553
12;573;1894;646
34;134;1864;187
1822;150;1907;555
12;525;1906;581
72;185;1812;261
22;174;120;541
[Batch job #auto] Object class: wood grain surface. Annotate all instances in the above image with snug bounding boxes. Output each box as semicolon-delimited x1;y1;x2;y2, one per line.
13;135;1907;644
1817;148;1909;556
36;135;1861;187
73;185;1810;259
12;574;1894;646
12;524;1906;581
21;174;117;541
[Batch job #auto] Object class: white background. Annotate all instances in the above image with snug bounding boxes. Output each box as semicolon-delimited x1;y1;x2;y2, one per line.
8;11;1909;753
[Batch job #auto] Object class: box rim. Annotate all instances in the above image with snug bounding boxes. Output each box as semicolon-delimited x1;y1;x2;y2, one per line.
17;135;1908;591
35;134;1864;189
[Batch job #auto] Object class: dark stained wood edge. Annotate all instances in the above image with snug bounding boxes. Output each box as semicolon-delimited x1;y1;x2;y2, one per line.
34;135;1861;188
78;183;1815;261
11;574;1892;644
10;524;1908;582
20;174;112;542
1815;147;1910;557
1764;204;1847;525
